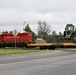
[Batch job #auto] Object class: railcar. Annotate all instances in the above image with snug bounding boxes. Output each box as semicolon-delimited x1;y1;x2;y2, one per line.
0;32;32;48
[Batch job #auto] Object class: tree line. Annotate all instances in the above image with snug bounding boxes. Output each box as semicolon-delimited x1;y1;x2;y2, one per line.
2;21;71;43
24;21;66;43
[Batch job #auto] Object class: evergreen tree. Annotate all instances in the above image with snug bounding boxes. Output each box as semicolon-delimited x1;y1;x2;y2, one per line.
24;24;32;32
24;24;37;42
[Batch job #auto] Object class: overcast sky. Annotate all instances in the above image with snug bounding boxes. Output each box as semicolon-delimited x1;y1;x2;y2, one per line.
0;0;76;34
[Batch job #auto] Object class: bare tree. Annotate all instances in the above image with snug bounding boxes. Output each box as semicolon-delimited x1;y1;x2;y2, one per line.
2;31;8;33
9;31;13;34
52;31;57;43
58;32;63;42
37;21;51;41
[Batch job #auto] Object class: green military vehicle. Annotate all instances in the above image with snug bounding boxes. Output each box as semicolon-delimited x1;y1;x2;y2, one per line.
64;24;76;43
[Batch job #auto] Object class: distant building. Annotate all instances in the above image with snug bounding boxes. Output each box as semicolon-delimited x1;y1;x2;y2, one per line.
35;38;46;44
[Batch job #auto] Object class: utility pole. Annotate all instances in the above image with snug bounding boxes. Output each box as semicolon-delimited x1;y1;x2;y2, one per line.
23;21;27;31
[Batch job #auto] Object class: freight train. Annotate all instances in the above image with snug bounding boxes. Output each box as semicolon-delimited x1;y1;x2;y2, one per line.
0;32;32;48
0;27;76;49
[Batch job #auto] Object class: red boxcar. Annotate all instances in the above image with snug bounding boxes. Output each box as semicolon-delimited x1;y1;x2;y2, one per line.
0;32;32;47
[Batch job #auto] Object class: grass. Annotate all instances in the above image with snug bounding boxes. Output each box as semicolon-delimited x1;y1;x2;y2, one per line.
0;48;54;55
